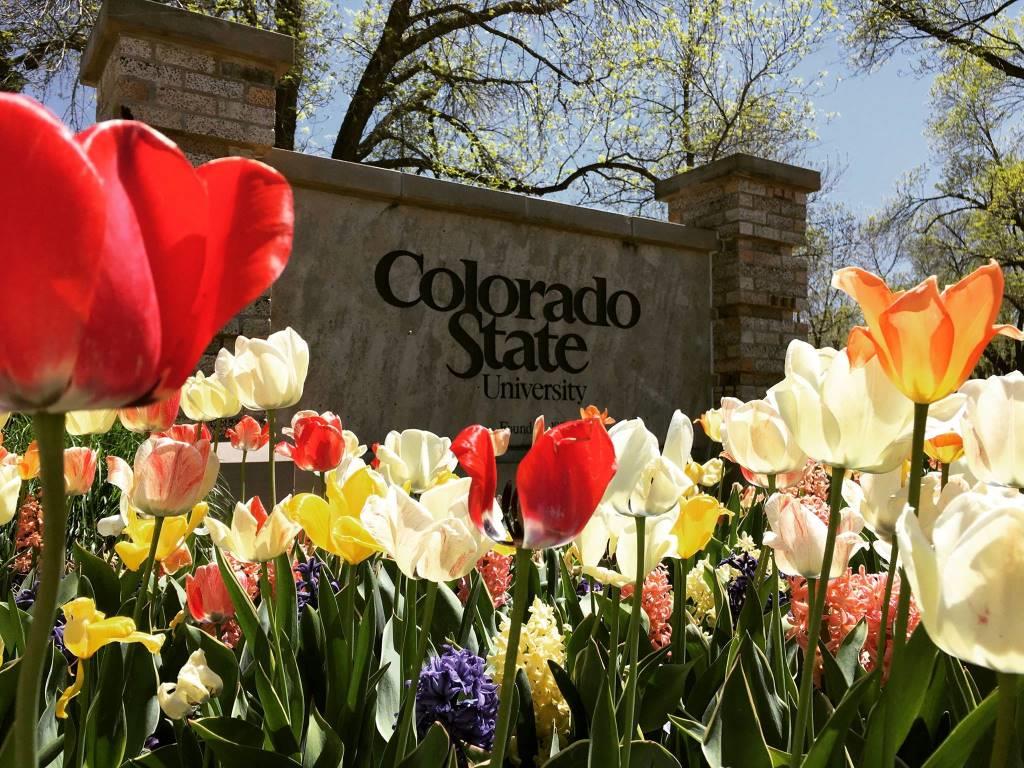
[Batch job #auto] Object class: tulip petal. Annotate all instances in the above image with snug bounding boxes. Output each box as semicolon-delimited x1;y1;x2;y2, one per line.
938;261;1007;395
452;425;498;536
183;159;293;383
877;277;955;403
832;267;899;331
0;95;106;409
76;121;206;405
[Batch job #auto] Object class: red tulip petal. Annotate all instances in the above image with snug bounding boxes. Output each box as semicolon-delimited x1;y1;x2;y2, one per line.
452;425;498;535
185;573;206;621
0;94;105;409
76;121;207;406
517;419;616;549
179;158;293;383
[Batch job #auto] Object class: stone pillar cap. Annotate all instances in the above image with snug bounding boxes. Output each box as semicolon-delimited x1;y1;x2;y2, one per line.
80;0;294;85
654;153;821;200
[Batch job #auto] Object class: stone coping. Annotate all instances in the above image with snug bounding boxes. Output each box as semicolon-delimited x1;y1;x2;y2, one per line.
267;149;719;252
654;153;821;198
81;0;294;85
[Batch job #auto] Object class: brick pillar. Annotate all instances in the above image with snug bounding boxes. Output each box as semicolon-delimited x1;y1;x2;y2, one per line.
80;0;294;368
655;154;821;401
79;0;293;163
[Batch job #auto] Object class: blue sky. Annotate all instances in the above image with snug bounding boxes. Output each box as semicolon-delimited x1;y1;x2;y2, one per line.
803;35;936;212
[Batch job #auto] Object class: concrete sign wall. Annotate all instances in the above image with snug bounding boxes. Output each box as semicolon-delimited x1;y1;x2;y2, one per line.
267;151;719;451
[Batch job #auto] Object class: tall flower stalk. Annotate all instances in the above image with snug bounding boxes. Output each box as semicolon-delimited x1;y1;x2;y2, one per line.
621;515;647;768
789;466;847;764
14;413;67;768
490;547;532;766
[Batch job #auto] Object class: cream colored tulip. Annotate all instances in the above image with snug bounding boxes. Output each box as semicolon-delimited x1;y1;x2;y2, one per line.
158;650;224;719
0;464;20;525
601;411;696;517
574;504;678;586
181;371;241;422
65;409;117;436
772;341;919;472
206;497;301;562
361;478;489;582
720;395;807;476
763;492;865;579
215;327;309;411
960;371;1024;488
843;469;970;547
897;484;1024;672
374;429;458;494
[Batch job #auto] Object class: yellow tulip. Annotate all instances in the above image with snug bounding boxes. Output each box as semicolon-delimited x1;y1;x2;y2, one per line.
286;460;384;564
57;597;164;718
672;494;727;558
115;503;207;574
923;432;965;465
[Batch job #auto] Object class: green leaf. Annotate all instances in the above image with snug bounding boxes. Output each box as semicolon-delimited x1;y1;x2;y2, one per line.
274;551;299;643
802;670;880;768
862;627;940;765
515;667;539;765
548;660;589;741
637;663;689;732
86;701;126;768
214;547;269;663
541;740;588;766
630;740;683;767
921;686;1001;768
376;617;402;740
590;670;619;768
702;646;772;768
74;543;121;615
192;717;303;768
303;706;345;768
398;723;451;767
254;663;300;755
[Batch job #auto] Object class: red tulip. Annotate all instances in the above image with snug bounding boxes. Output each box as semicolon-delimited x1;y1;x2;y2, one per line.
226;416;270;452
120;391;182;434
275;410;345;472
453;418;617;549
0;94;293;412
186;562;241;623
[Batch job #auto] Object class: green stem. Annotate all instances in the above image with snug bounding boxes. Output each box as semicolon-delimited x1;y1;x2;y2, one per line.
609;585;621;696
396;579;439;757
132;516;165;629
672;558;685;664
940;462;950;489
893;402;930;659
15;412;68;768
240;448;247;501
621;515;647;768
789;466;847;767
491;547;532;767
267;410;277;508
73;658;91;768
990;673;1018;768
876;536;899;671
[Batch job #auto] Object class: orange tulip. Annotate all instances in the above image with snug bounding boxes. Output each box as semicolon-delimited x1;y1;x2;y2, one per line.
16;441;39;480
63;447;97;495
833;261;1024;403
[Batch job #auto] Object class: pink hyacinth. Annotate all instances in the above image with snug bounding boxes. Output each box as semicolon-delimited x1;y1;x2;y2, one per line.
788;566;919;681
621;563;674;651
458;551;513;608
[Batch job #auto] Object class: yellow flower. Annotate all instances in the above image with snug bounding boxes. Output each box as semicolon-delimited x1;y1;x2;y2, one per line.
57;598;164;718
923;432;965;466
685;458;723;489
115;503;207;574
672;494;726;559
488;597;569;750
285;460;384;565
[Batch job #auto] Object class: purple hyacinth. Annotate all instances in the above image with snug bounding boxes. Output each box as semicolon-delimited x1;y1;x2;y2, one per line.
576;577;604;597
718;551;759;619
294;555;339;612
13;579;73;663
415;645;498;750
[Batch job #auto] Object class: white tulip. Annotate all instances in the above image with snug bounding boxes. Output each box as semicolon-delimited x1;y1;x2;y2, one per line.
601;411;696;517
361;478;489;582
181;371;241;421
763;492;865;579
897;484;1024;672
215;327;309;411
206;497;301;562
720;394;807;477
374;429;457;494
772;341;917;472
960;371;1024;488
0;464;20;525
158;650;224;719
65;409;117;436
